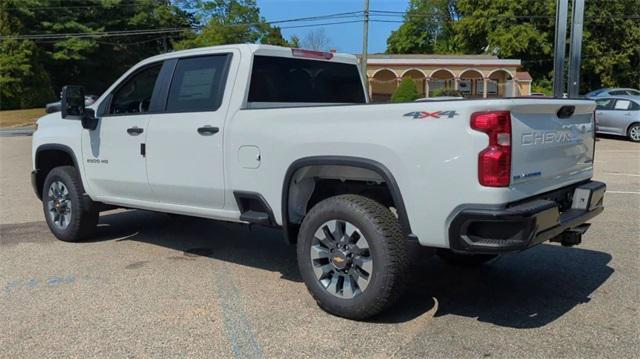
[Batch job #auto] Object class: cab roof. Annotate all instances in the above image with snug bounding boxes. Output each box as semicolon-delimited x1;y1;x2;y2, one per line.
142;44;358;65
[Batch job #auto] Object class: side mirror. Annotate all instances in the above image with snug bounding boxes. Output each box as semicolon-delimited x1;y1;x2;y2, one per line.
61;85;98;130
61;85;85;118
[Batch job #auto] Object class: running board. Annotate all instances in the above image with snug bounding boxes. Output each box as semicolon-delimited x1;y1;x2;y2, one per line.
239;210;271;225
233;191;277;227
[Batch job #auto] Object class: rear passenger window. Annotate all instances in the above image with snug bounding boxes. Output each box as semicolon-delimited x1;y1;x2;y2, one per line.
248;55;365;104
165;55;230;112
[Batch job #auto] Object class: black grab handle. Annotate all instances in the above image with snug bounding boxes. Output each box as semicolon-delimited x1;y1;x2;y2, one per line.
197;126;219;136
127;127;143;135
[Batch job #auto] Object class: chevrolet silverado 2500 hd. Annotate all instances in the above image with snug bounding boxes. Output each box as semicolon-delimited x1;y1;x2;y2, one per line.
32;45;605;319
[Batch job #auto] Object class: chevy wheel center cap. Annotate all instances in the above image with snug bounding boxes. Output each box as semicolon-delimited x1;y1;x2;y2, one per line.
331;251;349;269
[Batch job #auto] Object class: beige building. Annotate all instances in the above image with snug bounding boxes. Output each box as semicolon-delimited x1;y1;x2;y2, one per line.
365;54;532;102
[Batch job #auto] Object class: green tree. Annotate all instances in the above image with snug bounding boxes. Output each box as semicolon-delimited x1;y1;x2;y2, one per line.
386;0;458;54
581;0;640;89
174;0;296;49
453;0;640;91
289;35;301;48
0;39;54;109
391;77;420;102
454;0;555;82
261;26;290;47
1;0;192;108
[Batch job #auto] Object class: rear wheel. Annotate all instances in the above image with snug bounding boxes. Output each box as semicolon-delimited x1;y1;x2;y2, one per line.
436;249;498;266
297;194;408;320
627;123;640;142
42;166;98;242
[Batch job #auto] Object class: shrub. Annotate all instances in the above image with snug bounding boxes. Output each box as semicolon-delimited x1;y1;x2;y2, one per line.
430;88;463;97
391;77;420;102
531;79;553;96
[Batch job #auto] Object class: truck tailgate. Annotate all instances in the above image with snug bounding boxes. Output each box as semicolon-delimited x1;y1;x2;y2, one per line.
510;101;596;193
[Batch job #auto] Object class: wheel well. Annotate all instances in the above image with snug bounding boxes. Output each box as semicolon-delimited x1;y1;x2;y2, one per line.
306;178;394;213
627;122;640;134
282;158;413;244
34;148;76;198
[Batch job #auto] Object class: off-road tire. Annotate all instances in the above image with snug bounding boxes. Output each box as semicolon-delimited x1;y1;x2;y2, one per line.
42;166;99;242
436;249;498;266
297;194;409;320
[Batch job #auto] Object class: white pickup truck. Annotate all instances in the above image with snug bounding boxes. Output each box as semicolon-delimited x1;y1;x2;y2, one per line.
32;44;605;319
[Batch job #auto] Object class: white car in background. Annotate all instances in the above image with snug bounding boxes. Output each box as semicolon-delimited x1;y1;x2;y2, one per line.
45;95;97;114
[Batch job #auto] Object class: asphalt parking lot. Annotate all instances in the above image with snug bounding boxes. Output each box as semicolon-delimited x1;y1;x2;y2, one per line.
1;135;638;358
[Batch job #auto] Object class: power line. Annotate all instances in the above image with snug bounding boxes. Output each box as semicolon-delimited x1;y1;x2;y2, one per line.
267;11;363;25
0;28;192;40
0;10;367;41
3;7;636;42
0;20;364;41
4;2;147;10
369;10;640;20
371;10;553;19
279;20;362;30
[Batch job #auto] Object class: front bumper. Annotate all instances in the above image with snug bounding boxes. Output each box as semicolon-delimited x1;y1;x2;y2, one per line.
449;181;606;254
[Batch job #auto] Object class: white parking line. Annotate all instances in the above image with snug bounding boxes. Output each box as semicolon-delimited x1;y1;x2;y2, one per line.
603;172;640;177
596;150;640;153
606;191;640;195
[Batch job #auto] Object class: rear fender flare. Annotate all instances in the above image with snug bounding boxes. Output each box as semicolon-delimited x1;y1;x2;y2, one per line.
281;156;414;244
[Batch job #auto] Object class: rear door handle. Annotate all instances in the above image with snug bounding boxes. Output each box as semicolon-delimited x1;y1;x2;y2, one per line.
127;127;144;135
197;126;219;136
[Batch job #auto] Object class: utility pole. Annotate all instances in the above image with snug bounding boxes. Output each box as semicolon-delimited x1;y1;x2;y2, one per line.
553;0;569;98
361;0;370;96
568;0;585;98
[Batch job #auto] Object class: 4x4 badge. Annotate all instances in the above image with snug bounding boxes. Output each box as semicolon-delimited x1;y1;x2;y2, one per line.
404;111;459;119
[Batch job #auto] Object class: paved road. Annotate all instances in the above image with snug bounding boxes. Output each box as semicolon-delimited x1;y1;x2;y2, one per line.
0;126;35;137
1;136;638;358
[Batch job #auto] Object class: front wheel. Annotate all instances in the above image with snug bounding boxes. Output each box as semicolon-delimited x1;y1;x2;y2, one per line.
42;166;99;242
627;123;640;142
297;194;408;320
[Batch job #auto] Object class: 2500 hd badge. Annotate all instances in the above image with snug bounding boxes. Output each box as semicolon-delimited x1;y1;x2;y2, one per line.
86;158;108;164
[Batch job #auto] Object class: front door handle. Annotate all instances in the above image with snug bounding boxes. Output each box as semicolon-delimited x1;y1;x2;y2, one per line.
197;125;219;136
127;127;144;136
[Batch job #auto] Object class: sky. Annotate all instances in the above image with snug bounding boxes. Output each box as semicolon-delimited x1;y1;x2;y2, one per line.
256;0;409;54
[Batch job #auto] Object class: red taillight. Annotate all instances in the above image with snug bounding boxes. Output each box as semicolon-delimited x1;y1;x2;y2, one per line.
291;48;334;60
471;111;512;187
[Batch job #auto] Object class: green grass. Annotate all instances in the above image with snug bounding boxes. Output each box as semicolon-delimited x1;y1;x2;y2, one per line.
0;108;45;128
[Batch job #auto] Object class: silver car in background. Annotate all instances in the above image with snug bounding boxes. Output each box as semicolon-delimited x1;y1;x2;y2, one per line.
594;96;640;142
586;88;640;99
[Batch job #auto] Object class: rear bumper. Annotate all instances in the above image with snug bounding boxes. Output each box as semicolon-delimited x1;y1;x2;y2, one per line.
448;181;606;254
